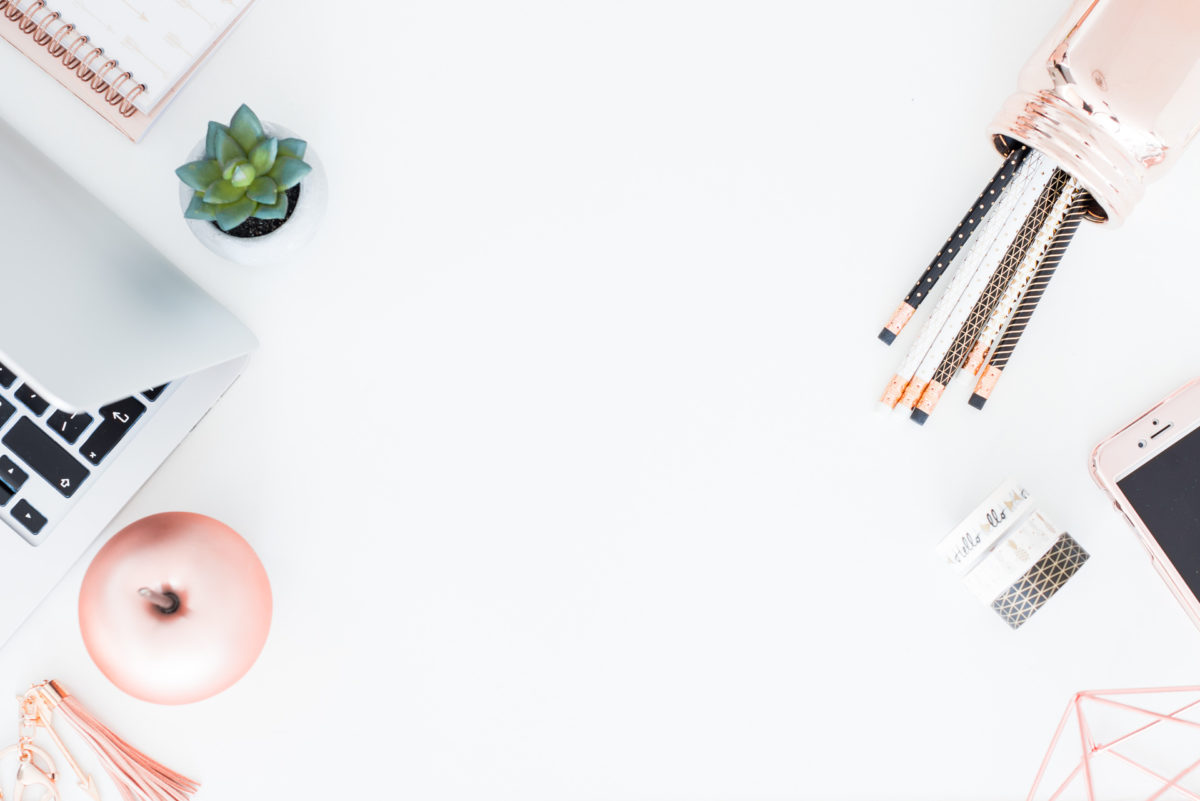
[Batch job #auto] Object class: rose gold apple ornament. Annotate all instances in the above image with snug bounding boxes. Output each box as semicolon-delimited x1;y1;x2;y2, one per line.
877;0;1200;424
0;513;270;801
78;512;272;706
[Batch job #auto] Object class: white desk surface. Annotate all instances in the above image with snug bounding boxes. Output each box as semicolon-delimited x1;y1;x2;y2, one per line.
1;1;1199;797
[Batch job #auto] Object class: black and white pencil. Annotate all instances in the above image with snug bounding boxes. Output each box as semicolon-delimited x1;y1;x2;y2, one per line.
878;144;1029;344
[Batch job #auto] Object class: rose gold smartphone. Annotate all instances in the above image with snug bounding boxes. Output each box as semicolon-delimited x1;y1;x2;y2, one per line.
1092;378;1200;629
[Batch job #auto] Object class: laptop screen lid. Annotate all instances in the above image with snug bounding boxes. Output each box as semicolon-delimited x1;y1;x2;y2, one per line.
0;119;257;411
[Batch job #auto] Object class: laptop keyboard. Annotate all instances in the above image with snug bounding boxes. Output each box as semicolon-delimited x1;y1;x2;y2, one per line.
0;360;168;545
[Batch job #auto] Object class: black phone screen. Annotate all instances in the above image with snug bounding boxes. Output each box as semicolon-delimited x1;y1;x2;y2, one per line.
1118;424;1200;600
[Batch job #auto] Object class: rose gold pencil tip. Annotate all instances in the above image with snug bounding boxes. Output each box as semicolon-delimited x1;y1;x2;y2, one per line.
912;383;940;417
898;380;925;411
910;381;945;425
972;365;1003;402
879;303;916;345
880;375;907;408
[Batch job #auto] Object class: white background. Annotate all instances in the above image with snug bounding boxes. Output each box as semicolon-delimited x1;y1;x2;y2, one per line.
1;0;1200;797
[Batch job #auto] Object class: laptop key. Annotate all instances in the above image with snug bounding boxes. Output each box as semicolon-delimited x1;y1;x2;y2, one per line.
2;418;90;498
143;385;167;402
0;396;14;429
11;499;46;535
0;455;28;492
14;385;49;417
0;362;14;389
80;397;146;466
47;410;93;444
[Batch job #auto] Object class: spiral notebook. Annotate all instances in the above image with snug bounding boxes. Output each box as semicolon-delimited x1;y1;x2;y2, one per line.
0;0;255;141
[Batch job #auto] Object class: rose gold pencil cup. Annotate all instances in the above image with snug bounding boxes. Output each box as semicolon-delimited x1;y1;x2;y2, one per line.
989;0;1200;227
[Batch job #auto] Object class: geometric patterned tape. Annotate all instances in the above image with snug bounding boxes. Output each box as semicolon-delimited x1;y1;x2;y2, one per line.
990;532;1089;630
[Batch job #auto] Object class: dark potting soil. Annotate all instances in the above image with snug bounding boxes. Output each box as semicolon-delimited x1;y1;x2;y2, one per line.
213;184;302;239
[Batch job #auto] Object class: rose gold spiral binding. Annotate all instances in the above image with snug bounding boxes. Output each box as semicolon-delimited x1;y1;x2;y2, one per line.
89;56;142;117
1;2;144;118
75;44;104;81
47;20;72;57
65;32;91;70
106;71;132;103
120;83;146;117
16;0;43;33
60;37;84;68
29;9;56;44
91;57;118;91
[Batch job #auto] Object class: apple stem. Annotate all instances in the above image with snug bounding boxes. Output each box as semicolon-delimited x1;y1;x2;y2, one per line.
138;587;181;615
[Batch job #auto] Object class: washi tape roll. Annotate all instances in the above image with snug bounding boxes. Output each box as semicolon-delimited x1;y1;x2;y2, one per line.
990;532;1088;629
936;480;1088;629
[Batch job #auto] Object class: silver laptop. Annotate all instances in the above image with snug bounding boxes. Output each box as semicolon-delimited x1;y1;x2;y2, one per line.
0;118;257;645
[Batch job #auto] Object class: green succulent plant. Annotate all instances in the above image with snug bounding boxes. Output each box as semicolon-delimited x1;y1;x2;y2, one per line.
176;104;312;232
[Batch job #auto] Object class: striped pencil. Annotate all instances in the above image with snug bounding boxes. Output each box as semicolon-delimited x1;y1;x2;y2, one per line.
879;144;1029;344
910;168;1072;424
969;188;1092;409
886;153;1051;410
962;175;1081;375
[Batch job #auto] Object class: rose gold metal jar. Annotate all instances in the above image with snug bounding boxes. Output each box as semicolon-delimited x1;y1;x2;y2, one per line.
989;0;1200;226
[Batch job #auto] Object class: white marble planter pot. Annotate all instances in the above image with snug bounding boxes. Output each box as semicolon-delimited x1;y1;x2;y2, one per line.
178;123;327;266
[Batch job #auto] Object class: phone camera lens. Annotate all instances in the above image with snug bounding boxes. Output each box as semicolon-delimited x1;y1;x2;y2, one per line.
1138;440;1147;449
1153;419;1160;426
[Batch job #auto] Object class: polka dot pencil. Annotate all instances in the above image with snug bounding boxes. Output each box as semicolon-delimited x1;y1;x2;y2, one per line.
878;144;1029;345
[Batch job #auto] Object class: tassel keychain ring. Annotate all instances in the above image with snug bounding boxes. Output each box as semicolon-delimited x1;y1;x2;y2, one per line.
0;689;63;801
8;684;97;801
1;681;199;801
0;744;59;801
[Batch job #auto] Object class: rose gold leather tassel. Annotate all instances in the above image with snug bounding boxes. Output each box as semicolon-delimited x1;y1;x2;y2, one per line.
36;680;200;801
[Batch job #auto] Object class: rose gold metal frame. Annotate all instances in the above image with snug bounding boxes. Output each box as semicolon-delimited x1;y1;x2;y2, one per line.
1027;687;1200;801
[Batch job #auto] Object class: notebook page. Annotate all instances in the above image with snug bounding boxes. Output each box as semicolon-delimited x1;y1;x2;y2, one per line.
14;0;251;114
